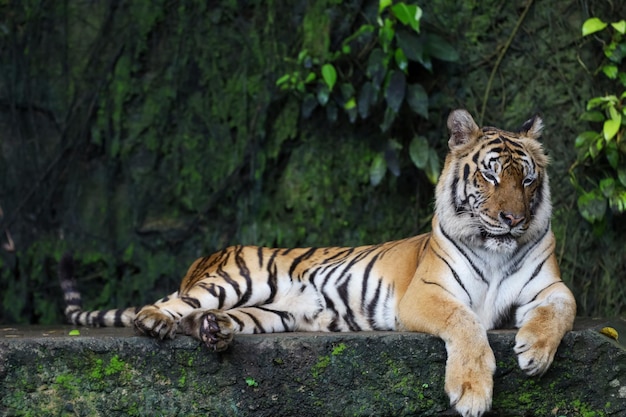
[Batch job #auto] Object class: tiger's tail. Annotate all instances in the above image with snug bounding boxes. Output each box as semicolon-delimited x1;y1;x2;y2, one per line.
58;252;139;327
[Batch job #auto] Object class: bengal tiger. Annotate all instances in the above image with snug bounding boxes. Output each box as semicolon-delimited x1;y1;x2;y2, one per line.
59;109;576;417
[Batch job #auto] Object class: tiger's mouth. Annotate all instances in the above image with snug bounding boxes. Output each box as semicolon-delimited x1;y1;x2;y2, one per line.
480;230;516;242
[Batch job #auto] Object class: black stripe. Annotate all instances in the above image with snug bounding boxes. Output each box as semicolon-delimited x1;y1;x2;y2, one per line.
181;296;201;309
360;253;382;306
337;273;361;331
187;256;212;285
529;281;562;303
432;248;472;305
227;312;245;330
257;306;294;331
504;137;524;148
96;310;108;327
232;247;253;308
288;247;319;279
420;278;457;297
242;310;266;334
216;266;240;296
202;282;226;309
501;224;550;281
439;225;488;284
114;309;124;327
257;246;264;269
366;279;383;330
517;255;551;296
322;247;356;263
265;252;279;304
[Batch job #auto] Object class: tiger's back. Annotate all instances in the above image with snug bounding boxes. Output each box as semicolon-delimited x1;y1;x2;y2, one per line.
59;109;576;417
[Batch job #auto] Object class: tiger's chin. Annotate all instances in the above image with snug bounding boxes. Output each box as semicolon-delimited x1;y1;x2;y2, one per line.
479;231;519;253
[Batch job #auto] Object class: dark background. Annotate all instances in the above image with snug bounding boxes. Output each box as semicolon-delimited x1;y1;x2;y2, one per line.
0;0;624;324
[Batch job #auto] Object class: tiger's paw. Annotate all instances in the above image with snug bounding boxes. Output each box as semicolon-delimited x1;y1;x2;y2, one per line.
180;309;234;352
134;306;178;340
445;346;495;417
514;328;558;376
200;311;234;352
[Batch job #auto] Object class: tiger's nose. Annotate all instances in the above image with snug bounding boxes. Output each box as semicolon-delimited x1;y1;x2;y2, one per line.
500;212;525;227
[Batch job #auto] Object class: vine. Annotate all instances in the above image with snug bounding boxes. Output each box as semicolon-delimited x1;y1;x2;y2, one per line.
276;0;458;186
571;17;626;228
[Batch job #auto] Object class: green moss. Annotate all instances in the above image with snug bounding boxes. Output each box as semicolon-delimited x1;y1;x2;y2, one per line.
331;342;347;356
104;355;126;376
311;354;331;378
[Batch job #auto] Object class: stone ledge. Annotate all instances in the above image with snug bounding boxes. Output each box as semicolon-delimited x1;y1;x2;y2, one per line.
0;319;625;416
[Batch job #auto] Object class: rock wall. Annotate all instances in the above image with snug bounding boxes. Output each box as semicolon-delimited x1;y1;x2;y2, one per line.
1;322;625;416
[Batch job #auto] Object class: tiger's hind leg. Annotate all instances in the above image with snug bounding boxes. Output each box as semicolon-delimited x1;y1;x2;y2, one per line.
180;307;296;351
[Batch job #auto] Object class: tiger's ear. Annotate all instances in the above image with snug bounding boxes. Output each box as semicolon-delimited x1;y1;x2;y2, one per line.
519;115;543;139
447;109;480;149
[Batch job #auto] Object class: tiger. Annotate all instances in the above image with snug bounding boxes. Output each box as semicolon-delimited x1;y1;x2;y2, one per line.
59;109;576;417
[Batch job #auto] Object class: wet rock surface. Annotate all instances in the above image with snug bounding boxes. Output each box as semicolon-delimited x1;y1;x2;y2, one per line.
0;319;624;416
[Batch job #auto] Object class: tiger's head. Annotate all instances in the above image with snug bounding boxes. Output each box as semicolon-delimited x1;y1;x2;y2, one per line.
435;109;551;254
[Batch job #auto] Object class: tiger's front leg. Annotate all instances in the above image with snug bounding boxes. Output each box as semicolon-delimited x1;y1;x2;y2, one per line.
398;281;495;417
514;281;576;376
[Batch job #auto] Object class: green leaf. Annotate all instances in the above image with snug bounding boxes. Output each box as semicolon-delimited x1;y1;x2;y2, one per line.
344;97;356;110
385;141;401;177
425;148;440;184
344;97;357;123
611;20;626;34
394;48;408;72
586;97;606;110
68;329;80;336
384;70;406;113
409;135;430;169
390;3;422;33
577;189;607;223
321;64;337;91
304;72;316;84
589;137;604;158
574;131;599;148
582;17;607;36
602;64;618;79
316;84;330;106
424;33;459;62
378;0;392;14
603;116;621;141
580;111;605;122
275;73;290;86
366;48;387;90
609;189;626;213
406;83;428;119
606;140;619;169
379;18;395;53
609;104;620;121
600;178;616;197
395;31;424;64
370;153;387;186
380;106;396;132
357;82;376;119
618;166;626;187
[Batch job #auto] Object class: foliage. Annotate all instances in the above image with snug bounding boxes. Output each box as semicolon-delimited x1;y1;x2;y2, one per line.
0;0;625;324
571;17;626;228
276;0;458;186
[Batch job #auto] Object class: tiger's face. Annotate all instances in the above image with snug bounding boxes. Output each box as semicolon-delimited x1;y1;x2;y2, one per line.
436;110;551;253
